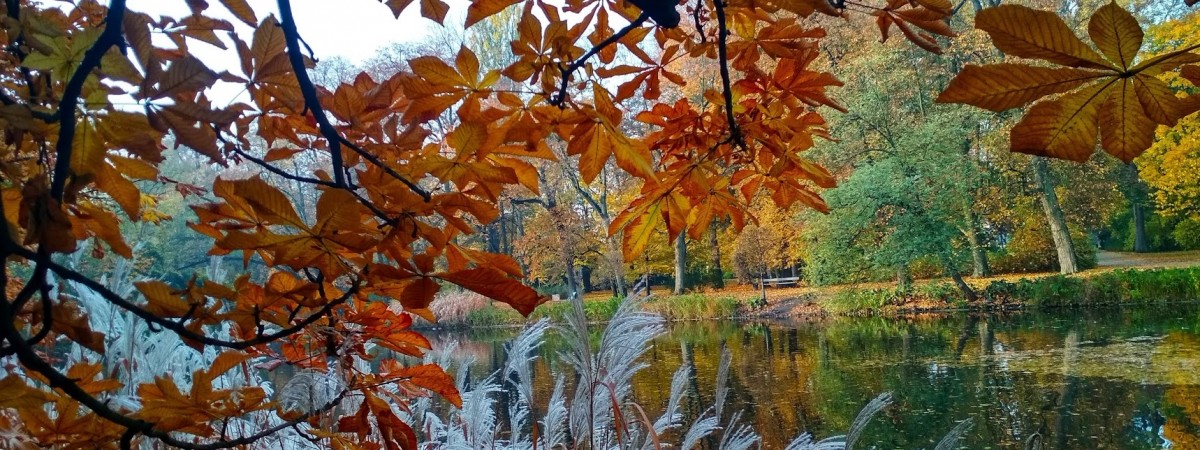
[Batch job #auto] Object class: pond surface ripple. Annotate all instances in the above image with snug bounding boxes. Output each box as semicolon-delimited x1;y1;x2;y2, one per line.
428;305;1200;449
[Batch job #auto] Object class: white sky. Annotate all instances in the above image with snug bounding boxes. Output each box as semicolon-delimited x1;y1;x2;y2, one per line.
126;0;452;65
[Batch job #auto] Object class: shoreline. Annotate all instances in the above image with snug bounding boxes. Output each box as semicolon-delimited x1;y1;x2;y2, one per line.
414;265;1200;331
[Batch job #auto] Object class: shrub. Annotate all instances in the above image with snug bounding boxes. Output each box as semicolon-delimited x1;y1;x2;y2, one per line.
1173;218;1200;250
428;289;492;324
991;222;1097;274
914;281;963;305
825;288;900;315
644;294;743;320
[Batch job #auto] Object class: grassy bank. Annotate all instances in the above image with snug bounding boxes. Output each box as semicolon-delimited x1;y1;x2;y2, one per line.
825;266;1200;315
422;293;746;329
418;266;1200;329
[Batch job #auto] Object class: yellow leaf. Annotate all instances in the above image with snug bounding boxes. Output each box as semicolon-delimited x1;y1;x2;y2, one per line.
937;64;1108;111
568;121;613;184
1132;74;1185;126
975;5;1112;70
619;199;663;261
1010;81;1112;162
465;0;521;27
455;47;480;86
70;120;106;178
1087;2;1143;70
1100;78;1156;162
93;165;142;219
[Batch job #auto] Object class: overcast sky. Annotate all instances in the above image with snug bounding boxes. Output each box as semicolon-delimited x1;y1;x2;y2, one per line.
125;0;453;64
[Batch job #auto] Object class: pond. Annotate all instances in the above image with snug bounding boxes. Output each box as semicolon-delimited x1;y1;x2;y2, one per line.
425;304;1200;449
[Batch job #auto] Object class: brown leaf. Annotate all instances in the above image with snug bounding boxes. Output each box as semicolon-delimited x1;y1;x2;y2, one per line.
1099;78;1155;162
1088;2;1143;70
391;364;462;407
465;0;521;27
218;0;257;26
1010;81;1111;162
975;5;1112;69
436;268;545;316
937;64;1108;111
1183;64;1200;85
0;376;50;409
1132;74;1185;126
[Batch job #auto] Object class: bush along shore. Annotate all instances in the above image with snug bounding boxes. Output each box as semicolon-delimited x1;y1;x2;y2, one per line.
416;267;1200;329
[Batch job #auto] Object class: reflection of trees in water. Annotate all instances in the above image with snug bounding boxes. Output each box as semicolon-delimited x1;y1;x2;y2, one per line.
1163;333;1200;447
434;306;1200;448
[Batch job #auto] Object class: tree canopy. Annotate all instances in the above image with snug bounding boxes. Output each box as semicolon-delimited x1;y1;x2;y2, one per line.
0;0;1198;448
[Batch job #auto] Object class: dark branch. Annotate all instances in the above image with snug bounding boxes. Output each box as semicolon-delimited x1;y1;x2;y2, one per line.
510;197;546;206
0;307;348;450
713;0;743;148
548;11;650;107
50;0;127;201
6;243;359;350
337;136;431;202
277;0;347;187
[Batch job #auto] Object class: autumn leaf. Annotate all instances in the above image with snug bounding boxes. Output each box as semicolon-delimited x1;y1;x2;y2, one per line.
0;376;50;409
939;2;1200;162
387;363;462;408
436;267;545;316
465;0;521;28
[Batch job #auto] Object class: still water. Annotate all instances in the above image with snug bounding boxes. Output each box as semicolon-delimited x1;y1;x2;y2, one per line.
428;305;1200;449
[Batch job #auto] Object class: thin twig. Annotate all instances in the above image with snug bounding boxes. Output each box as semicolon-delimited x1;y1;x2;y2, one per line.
549;11;650;107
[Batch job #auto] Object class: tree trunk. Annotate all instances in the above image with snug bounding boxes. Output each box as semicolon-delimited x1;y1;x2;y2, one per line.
1031;157;1078;274
611;241;627;297
1122;164;1152;253
964;204;991;278
1132;201;1150;252
709;223;724;289
562;259;579;301
941;252;978;303
896;264;912;291
550;204;581;301
580;265;594;292
673;233;687;295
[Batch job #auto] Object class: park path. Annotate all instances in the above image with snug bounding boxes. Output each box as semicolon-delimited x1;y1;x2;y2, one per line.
1095;250;1200;269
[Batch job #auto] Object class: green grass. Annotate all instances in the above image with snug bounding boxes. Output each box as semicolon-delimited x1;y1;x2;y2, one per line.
427;267;1200;328
823;267;1200;315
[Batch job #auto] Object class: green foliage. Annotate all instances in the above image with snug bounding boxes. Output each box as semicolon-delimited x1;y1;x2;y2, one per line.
439;294;745;328
1174;219;1200;250
822;267;1200;314
991;223;1096;273
825;288;903;315
644;294;744;320
1030;268;1200;307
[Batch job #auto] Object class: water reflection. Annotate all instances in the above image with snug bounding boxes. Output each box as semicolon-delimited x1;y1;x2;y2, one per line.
424;305;1200;449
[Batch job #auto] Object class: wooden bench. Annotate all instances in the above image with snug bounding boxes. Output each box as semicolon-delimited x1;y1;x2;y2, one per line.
759;276;800;288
